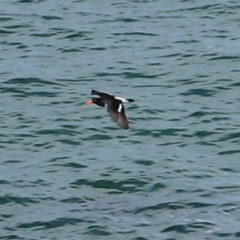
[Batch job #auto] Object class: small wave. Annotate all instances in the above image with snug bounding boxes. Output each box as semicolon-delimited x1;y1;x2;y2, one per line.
161;220;216;233
16;217;84;229
84;225;111;236
0;195;38;205
70;178;148;193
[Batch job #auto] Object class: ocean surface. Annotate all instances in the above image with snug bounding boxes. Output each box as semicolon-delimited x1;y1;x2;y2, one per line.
1;0;240;239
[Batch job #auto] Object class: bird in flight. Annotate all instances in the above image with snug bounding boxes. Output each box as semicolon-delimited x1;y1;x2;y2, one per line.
85;89;134;129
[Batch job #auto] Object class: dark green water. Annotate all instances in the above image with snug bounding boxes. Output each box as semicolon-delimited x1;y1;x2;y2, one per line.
1;1;240;239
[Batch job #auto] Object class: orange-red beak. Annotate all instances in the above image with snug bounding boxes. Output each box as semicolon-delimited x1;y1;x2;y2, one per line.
84;99;93;106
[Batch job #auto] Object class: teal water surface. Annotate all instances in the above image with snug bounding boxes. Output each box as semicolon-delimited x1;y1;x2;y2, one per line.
1;1;240;239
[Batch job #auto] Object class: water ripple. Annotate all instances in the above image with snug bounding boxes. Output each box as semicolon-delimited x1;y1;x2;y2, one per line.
1;0;240;239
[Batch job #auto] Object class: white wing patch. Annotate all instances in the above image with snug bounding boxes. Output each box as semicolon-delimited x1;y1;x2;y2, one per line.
118;103;123;113
115;96;129;103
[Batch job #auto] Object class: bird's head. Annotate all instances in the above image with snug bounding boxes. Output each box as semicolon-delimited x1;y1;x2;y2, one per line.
84;98;105;107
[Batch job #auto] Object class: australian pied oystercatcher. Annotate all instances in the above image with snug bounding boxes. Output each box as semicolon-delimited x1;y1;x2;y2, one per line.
85;90;134;129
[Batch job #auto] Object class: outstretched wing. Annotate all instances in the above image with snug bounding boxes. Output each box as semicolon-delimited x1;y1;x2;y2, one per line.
107;100;129;129
109;111;129;129
91;90;114;100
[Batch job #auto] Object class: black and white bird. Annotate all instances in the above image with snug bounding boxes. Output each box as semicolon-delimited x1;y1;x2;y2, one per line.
85;90;134;129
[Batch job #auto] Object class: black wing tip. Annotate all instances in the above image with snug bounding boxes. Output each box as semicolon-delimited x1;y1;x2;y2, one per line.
117;122;129;129
127;99;134;102
118;114;130;129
